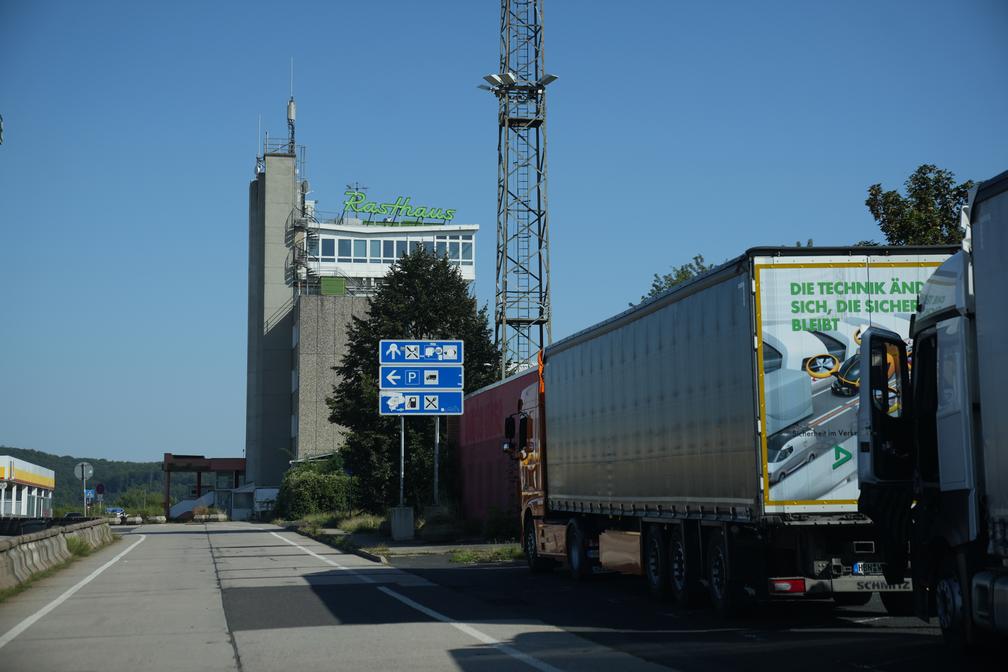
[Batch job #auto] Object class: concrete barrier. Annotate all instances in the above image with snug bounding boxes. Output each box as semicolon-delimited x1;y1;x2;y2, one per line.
0;520;114;591
193;513;228;522
144;515;166;524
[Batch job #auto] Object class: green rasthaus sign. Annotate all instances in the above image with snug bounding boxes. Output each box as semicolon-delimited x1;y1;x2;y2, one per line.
344;191;457;224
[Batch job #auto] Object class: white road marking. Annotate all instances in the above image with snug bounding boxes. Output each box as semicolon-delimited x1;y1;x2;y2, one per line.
0;534;147;651
269;532;374;583
377;586;563;672
271;530;562;672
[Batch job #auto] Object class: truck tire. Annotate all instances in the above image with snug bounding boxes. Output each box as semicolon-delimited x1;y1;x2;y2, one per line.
669;528;701;607
833;592;873;607
707;532;740;617
880;591;914;616
644;526;670;599
523;513;553;573
566;519;592;581
934;551;982;648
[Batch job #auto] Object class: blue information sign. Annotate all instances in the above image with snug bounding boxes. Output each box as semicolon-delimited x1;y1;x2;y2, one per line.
379;390;464;416
380;365;464;390
379;339;464;365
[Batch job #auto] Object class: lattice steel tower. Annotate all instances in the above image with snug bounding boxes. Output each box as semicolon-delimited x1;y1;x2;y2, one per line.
482;0;557;378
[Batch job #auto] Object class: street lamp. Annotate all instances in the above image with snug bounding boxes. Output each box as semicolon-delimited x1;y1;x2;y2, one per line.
536;73;558;88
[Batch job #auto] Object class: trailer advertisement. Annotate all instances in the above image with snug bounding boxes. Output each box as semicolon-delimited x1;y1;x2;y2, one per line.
754;254;949;511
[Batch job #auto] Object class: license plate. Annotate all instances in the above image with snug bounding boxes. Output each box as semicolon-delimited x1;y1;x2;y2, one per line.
853;561;884;575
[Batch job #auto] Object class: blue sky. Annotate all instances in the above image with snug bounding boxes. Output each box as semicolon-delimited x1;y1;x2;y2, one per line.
1;1;1005;461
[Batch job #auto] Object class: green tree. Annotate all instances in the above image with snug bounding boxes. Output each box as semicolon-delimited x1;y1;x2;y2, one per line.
866;164;973;246
326;248;498;511
636;254;715;304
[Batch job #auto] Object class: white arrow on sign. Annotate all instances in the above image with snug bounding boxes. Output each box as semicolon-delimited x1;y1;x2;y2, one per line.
385;370;401;385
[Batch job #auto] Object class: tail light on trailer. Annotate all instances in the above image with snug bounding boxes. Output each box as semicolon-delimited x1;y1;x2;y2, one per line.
769;578;806;594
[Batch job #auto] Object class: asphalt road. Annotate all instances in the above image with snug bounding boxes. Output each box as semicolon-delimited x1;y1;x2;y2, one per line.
0;523;998;671
389;554;1002;672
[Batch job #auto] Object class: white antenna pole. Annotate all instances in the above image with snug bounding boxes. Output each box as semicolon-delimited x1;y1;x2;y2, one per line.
290;57;294;97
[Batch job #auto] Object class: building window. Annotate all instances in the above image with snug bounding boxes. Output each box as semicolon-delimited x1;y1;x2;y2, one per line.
353;240;367;262
383;240;395;260
396;240;408;258
462;241;473;265
321;238;335;262
307;238;319;258
409;240;422;254
370;240;382;262
337;239;351;262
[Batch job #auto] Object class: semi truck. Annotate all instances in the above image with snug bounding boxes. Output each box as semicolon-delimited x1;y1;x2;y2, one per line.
858;169;1008;645
494;245;954;613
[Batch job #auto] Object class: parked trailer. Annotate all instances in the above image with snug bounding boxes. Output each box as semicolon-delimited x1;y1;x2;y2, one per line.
491;247;955;613
859;169;1008;645
454;368;537;523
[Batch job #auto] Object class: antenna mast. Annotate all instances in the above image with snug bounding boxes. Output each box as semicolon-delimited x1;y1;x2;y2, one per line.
287;58;296;155
485;0;555;378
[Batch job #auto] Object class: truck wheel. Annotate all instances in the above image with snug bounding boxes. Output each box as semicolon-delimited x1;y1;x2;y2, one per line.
833;592;873;607
566;520;591;581
644;526;670;599
934;551;977;648
669;528;701;607
880;591;914;616
523;513;552;573
707;532;737;617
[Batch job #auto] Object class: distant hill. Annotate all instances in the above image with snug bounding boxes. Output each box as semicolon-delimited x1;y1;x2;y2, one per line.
1;445;195;510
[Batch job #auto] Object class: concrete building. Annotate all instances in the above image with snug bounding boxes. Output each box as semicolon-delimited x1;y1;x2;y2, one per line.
245;102;478;487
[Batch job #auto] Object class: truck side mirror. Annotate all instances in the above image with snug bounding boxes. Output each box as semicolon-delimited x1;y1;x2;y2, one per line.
504;416;515;441
518;416;529;452
857;327;913;484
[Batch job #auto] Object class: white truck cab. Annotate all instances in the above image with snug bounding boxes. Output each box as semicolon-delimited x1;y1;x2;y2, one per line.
858;169;1008;646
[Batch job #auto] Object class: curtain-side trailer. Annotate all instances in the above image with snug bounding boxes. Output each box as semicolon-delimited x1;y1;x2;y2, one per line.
498;246;954;614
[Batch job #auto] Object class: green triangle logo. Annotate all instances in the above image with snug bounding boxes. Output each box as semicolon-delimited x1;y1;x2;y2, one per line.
832;444;853;470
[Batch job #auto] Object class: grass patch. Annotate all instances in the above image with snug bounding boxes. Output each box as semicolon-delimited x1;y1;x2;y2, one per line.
336;515;387;535
0;534;119;604
449;545;523;564
286;511;387;535
66;536;93;557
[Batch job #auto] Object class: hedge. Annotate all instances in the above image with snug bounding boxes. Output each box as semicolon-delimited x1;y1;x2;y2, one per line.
276;468;355;520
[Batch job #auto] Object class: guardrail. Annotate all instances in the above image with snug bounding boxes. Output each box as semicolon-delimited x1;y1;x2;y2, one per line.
0;519;114;590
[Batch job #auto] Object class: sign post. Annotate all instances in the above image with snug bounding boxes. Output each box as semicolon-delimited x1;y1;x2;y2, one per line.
74;462;94;516
379;339;464;538
400;416;405;507
433;417;440;506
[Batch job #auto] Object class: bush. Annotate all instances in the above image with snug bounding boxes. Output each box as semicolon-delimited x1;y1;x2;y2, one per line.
276;467;355;520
